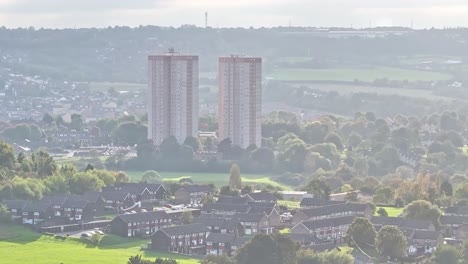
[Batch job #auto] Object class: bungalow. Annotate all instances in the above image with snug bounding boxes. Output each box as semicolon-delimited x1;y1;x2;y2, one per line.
175;185;213;205
150;223;209;255
293;203;372;224
232;213;272;235
244;192;277;203
299;198;345;209
110;211;171;237
291;216;355;241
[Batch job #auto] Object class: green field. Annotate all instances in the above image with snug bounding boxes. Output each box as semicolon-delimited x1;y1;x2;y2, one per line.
89;82;146;92
375;207;404;217
271;66;453;82
278;200;301;209
0;224;199;264
126;171;290;190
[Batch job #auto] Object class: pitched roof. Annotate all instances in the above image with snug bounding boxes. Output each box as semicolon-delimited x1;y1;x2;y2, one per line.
440;215;468;225
2;200;27;209
232;213;267;222
22;201;51;212
105;183;164;194
298;203;369;218
206;233;236;243
248;206;276;215
193;217;226;227
446;207;468;216
300;198;345;208
371;216;404;226
158;223;209;236
411;230;442;241
82;192;104;203
114;211;169;223
288;233;320;244
306;242;337;252
101;191;131;201
300;216;355;230
202;203;251;214
62;198;89;209
402;219;433;230
180;185;212;193
41;194;68;205
217;195;251;205
245;192;277;201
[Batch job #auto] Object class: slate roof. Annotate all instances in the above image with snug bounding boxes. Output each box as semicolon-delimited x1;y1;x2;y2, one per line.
245;192;277;201
202;203;251;214
158;223;209;236
232;213;266;222
22;201;51;212
62;198;89;209
82;192;104;203
41;194;68;205
232;236;251;247
114;211;169;223
193;217;226;227
298;203;368;218
446;206;468;216
2;200;27;209
248;206;276;215
300;198;345;208
105;183;164;194
301;216;355;230
217;195;251;205
411;230;441;241
371;216;404;226
101;191;131;201
402;219;433;230
180;185;212;193
206;233;236;243
288;233;320;244
440;215;468;225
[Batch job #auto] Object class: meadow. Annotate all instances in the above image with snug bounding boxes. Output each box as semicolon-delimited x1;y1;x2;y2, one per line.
125;171;290;190
0;224;199;264
270;66;453;82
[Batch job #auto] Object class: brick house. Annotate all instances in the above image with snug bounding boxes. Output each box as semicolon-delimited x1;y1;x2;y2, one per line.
206;233;237;256
101;191;135;213
150;223;209;255
2;200;27;221
175;185;213;205
248;206;282;227
201;203;251;216
104;183;166;202
62;198;95;222
232;213;273;235
291;216;355;241
193;217;242;235
110;211;171;237
21;201;53;225
407;230;443;256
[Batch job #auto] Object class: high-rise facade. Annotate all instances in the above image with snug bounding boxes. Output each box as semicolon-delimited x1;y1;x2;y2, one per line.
148;51;198;145
218;56;262;149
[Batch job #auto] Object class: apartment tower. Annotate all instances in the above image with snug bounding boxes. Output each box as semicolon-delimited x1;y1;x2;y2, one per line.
148;49;198;145
218;55;262;148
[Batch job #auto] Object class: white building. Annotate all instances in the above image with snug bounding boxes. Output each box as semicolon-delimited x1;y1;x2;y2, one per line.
218;56;262;148
148;50;198;145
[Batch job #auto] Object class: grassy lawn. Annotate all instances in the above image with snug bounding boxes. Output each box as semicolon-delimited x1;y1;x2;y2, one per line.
270;66;453;82
279;228;291;234
125;171;290;190
375;207;404;217
0;224;199;264
278;200;301;209
89;82;146;92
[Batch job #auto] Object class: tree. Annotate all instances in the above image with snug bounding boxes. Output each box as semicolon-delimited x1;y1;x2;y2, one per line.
456;182;468;199
303;180;331;200
33;150;57;178
0;204;11;223
160;136;181;159
218;138;232;157
319;250;354;264
375;226;407;260
219;186;239;196
44;174;69;193
127;255;154;264
434;245;460;264
115;171;130;183
69;172;105;194
373;186;394;204
141;170;161;184
236;234;300;264
229;163;242;190
440;180;453;197
92;170;115;187
403;200;441;228
0;140;16;169
324;132;344;150
113;122;147;146
183;136;201;152
42;113;54;124
70;114;84;131
0;176;46;200
180;211;193;225
251;147;275;171
377;208;388;217
346;217;376;246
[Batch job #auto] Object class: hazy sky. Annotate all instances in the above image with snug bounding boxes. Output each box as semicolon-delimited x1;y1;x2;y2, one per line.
0;0;468;29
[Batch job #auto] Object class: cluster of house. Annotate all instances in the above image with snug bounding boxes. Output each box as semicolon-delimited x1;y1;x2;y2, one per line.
2;183;166;230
